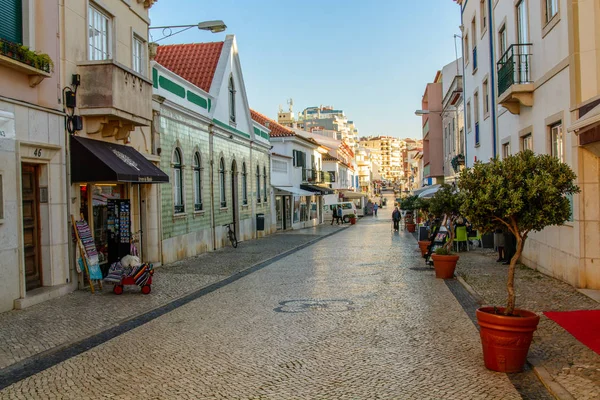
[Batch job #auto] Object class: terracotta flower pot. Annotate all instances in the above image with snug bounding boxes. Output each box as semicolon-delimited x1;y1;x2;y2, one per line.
418;241;431;257
431;253;459;279
350;217;357;225
476;306;540;373
406;223;416;232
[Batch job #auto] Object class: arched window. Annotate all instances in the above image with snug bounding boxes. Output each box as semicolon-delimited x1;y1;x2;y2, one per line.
242;162;248;205
256;165;261;203
263;166;267;203
219;158;226;207
173;149;184;213
193;152;202;211
228;76;236;123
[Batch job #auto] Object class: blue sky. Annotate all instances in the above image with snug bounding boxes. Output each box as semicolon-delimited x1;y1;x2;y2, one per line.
149;1;461;139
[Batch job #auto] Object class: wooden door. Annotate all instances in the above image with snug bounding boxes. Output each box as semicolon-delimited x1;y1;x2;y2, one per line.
22;164;42;291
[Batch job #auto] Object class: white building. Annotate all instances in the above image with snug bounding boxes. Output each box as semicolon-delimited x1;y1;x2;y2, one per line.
454;0;597;290
252;110;331;230
459;0;497;166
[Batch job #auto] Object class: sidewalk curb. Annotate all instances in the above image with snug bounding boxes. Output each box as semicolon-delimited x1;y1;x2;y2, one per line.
0;226;348;390
529;357;576;400
456;276;484;305
455;275;576;400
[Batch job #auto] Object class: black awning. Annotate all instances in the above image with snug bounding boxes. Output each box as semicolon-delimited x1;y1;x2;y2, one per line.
70;136;169;184
300;184;334;195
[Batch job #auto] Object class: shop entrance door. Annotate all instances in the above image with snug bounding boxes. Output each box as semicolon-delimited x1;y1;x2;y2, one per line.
275;196;283;230
22;164;42;291
231;161;239;236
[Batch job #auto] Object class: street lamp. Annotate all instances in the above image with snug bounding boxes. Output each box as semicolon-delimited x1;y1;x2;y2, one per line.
149;20;227;42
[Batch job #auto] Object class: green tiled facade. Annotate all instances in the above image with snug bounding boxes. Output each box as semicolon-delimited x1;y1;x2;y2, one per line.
159;109;211;241
159;108;272;262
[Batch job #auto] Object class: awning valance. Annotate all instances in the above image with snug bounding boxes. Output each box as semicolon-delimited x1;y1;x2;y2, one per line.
70;136;169;184
568;103;600;134
274;186;316;196
300;184;334;195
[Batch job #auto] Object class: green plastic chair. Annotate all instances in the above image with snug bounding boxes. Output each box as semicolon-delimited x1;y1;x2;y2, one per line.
454;226;469;252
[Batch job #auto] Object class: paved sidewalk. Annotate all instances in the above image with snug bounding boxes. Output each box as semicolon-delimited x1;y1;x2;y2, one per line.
0;224;346;372
453;247;600;400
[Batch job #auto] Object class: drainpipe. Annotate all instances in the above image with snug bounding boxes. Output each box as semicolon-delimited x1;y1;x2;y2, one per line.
488;0;498;159
209;123;216;250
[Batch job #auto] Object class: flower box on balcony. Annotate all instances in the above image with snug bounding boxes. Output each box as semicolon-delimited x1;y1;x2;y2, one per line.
0;39;53;87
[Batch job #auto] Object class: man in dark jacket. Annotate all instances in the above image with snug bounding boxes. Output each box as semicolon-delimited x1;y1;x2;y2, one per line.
392;207;401;231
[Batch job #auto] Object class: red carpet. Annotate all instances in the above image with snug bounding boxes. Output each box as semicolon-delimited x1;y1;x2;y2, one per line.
543;310;600;355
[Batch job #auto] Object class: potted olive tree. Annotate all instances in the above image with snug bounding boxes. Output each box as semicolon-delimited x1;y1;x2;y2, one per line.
414;197;432;256
400;195;418;232
428;184;462;279
458;150;579;372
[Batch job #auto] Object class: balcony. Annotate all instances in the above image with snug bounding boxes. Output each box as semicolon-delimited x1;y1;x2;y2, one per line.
472;46;478;72
302;168;324;184
77;61;153;139
497;44;533;115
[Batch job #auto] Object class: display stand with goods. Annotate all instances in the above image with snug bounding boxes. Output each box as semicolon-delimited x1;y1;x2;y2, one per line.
72;214;103;293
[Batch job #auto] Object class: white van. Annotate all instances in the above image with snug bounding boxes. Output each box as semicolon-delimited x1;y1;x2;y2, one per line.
322;202;357;223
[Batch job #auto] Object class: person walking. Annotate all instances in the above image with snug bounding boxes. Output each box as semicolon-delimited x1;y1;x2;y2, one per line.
330;205;337;225
336;205;343;224
392;207;401;231
373;202;379;217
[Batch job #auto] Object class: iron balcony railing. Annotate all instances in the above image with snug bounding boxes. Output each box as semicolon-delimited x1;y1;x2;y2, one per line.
472;46;478;71
302;168;324;184
497;43;533;95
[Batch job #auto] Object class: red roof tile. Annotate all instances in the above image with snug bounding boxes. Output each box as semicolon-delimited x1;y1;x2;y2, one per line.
250;109;296;137
155;42;224;92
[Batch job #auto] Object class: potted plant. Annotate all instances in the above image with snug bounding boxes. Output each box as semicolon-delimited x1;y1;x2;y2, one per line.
414;197;432;255
400;195;418;232
458;150;579;372
428;184;462;279
348;213;357;225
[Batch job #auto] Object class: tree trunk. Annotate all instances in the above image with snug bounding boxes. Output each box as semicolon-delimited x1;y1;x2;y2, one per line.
505;236;524;316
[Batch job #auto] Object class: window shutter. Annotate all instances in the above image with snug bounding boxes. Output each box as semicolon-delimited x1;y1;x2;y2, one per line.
0;0;23;44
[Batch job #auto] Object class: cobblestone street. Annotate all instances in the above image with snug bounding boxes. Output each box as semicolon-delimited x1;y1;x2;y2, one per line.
0;203;529;399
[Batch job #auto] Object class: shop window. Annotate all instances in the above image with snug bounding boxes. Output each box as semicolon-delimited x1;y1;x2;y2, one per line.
173;149;184;213
88;3;112;61
293;196;300;223
242;162;248;205
300;196;308;221
193;152;202;211
263;166;267;203
219;157;226;208
256;165;261;203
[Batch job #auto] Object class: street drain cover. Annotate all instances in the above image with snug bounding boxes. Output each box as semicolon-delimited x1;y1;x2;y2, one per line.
409;267;433;271
274;299;354;313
